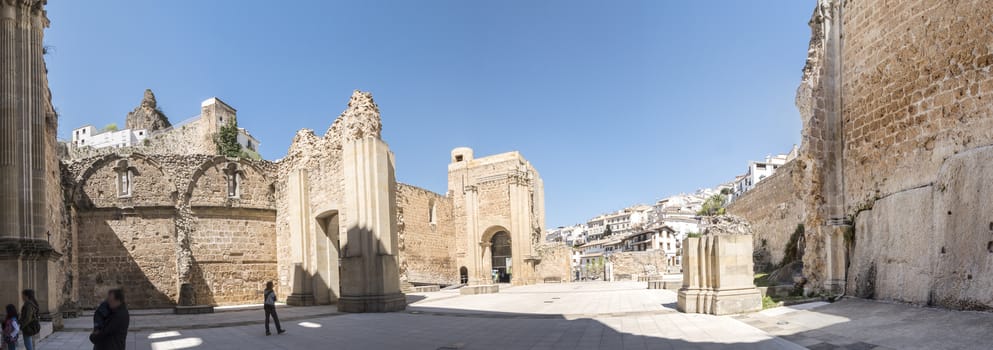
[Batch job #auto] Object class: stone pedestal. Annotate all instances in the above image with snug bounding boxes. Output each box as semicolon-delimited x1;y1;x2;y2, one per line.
337;137;406;313
677;234;762;315
460;285;499;295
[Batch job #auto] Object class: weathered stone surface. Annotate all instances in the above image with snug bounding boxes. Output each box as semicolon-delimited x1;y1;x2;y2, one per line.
396;184;457;286
847;187;934;304
534;243;573;283
727;160;806;269
460;285;499;295
609;250;668;281
125;89;171;132
678;234;762;315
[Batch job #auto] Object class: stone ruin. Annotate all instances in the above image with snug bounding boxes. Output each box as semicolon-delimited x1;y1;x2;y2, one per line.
678;215;763;315
0;0;568;326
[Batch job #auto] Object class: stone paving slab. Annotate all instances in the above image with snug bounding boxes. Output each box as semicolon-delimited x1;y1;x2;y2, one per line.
39;282;802;350
62;305;341;331
735;298;993;350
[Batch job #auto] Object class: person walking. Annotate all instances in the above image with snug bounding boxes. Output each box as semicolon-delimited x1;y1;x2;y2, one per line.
89;289;129;350
263;281;285;336
2;304;19;350
19;290;39;350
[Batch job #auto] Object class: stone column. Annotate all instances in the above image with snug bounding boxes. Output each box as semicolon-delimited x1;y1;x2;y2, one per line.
0;0;60;321
337;137;405;312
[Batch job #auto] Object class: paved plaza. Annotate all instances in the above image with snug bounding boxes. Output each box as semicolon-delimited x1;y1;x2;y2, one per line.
37;282;993;349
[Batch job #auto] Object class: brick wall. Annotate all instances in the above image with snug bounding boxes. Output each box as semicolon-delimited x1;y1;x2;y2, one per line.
727;160;806;270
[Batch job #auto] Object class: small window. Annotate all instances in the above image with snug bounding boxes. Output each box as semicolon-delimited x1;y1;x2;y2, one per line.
455;155;464;162
428;200;437;224
219;117;224;123
223;162;242;198
114;159;132;198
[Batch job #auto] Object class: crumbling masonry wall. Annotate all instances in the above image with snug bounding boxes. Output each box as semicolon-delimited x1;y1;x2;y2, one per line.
395;183;457;286
727;160;806;270
66;154;278;309
781;0;993;309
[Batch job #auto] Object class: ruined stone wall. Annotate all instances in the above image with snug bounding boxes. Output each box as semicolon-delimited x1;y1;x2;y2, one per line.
396;183;457;286
76;210;177;309
534;243;572;283
609;250;667;281
272;129;345;296
64;116;216;160
189;210;277;306
839;0;993;309
840;0;993;209
727;160;806;270
65;154;278;308
789;0;993;308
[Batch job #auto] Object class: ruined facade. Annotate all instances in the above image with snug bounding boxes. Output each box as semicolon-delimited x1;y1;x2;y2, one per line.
736;0;993;311
54;88;555;313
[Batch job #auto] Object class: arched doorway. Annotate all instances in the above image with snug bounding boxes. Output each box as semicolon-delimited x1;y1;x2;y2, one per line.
459;266;468;284
490;231;512;283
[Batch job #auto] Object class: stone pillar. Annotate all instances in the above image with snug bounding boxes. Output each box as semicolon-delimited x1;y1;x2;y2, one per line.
285;169;314;306
678;234;762;315
337;137;405;312
0;0;60;321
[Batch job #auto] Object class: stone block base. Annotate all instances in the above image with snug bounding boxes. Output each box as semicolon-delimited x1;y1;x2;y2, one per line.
678;288;762;315
338;293;406;313
286;293;315;306
174;305;215;315
460;285;499;295
413;285;440;293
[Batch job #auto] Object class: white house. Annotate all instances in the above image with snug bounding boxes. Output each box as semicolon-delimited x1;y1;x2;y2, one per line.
71;125;149;149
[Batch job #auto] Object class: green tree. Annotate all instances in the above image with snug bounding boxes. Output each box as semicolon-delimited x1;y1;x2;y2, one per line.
697;193;728;216
102;123;118;132
602;225;613;237
215;122;242;158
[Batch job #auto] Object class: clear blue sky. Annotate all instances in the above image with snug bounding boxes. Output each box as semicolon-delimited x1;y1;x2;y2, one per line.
45;1;813;228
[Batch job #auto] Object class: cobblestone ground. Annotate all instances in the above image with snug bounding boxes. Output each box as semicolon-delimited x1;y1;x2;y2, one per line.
39;282;797;349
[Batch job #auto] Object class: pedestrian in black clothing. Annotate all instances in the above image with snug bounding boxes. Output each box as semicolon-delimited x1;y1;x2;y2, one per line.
89;289;129;350
263;281;285;336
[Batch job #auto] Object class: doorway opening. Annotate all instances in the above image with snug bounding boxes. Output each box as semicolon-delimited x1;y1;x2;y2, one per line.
490;231;512;283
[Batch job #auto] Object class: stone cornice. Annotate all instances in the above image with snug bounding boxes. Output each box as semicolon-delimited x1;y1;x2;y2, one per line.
0;237;61;260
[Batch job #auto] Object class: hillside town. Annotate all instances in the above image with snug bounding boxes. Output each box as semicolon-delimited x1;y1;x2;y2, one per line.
548;146;798;281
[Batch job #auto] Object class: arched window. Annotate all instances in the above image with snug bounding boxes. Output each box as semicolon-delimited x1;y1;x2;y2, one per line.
113;159;133;198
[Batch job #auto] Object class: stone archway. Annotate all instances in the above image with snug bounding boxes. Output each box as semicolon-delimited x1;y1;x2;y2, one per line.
459;266;469;284
490;231;512;283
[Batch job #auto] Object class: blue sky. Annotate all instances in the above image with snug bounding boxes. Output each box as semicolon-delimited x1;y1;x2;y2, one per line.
45;1;813;228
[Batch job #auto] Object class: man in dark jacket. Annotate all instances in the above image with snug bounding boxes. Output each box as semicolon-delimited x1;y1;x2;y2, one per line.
89;289;129;350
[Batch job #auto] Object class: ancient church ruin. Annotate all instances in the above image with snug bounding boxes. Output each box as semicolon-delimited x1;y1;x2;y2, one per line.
59;89;562;313
1;0;569;325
